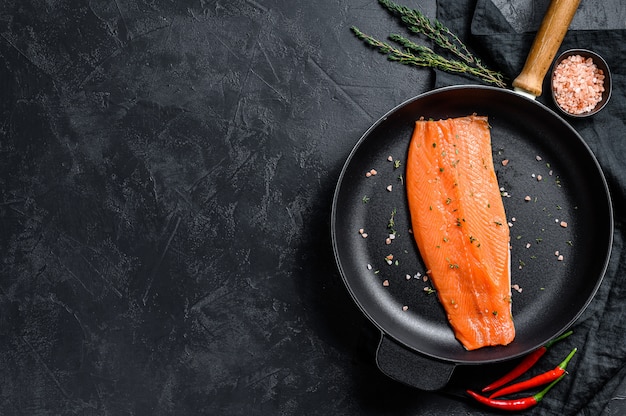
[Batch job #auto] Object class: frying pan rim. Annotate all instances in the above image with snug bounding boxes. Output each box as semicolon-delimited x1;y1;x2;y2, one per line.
331;84;614;365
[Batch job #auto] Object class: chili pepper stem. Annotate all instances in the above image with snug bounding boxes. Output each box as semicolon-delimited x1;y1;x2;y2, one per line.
544;330;573;349
559;347;577;369
533;373;567;402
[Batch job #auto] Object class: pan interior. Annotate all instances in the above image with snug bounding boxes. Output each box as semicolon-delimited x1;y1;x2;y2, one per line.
332;86;612;364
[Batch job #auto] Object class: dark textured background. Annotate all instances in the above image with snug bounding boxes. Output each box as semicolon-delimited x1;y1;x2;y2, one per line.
1;0;625;415
0;0;437;414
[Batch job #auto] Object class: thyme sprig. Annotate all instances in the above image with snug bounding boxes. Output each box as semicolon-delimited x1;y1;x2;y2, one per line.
351;0;506;88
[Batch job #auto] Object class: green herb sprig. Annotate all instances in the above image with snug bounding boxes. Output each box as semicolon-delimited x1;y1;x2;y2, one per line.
387;207;397;234
351;0;506;88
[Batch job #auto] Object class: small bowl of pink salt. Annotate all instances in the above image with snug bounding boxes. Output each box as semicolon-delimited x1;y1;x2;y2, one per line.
551;49;611;117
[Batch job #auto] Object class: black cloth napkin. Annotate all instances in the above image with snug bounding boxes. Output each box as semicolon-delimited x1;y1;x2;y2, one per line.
434;0;626;414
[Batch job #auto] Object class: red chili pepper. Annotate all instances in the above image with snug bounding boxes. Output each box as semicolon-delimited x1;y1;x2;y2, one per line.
481;330;573;393
467;374;566;411
489;348;577;398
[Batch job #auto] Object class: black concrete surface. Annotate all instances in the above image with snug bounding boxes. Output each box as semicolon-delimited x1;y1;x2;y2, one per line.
2;1;623;415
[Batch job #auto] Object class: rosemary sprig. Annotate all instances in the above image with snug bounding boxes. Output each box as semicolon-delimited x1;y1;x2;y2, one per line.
352;0;506;88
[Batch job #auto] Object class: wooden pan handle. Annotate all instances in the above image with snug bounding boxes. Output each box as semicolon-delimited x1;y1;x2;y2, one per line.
512;0;581;97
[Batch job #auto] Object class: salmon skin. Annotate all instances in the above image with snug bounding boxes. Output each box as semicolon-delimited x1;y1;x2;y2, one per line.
406;115;514;350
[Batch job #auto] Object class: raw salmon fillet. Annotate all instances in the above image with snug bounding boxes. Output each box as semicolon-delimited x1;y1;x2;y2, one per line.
406;115;514;350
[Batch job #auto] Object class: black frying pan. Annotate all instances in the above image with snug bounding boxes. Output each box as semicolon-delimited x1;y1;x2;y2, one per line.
332;0;613;391
331;85;613;390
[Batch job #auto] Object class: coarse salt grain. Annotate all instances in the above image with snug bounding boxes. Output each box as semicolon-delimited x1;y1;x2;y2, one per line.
552;54;605;115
